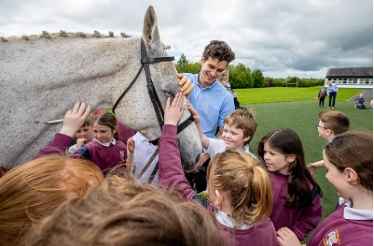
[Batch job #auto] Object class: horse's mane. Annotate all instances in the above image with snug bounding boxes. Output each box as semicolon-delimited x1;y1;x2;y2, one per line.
0;30;171;49
0;30;132;42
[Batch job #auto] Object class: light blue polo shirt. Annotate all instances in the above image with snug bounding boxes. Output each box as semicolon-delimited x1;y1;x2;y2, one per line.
185;73;235;138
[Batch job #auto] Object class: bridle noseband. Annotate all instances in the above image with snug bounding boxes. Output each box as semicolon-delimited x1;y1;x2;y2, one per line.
112;39;193;145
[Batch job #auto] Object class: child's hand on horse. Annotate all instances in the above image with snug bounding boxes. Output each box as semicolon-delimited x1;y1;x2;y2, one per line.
177;74;193;98
164;92;185;126
59;101;91;137
187;101;201;125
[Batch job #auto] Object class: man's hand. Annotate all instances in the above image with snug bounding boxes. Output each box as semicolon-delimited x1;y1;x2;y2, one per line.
164;93;185;126
177;74;193;98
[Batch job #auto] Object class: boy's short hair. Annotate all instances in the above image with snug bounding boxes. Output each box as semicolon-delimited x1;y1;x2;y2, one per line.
318;110;350;135
224;108;257;145
202;40;236;64
82;114;94;127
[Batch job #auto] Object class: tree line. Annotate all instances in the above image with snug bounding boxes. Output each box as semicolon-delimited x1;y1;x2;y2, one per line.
175;53;325;88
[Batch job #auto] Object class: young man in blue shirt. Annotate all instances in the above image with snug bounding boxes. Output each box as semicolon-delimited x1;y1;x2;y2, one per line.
183;40;236;192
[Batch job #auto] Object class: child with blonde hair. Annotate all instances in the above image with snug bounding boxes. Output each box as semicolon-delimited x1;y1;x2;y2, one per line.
277;132;373;246
188;104;257;173
257;128;323;241
159;93;277;246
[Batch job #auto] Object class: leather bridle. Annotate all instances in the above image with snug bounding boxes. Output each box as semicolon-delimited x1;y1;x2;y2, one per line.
112;39;193;145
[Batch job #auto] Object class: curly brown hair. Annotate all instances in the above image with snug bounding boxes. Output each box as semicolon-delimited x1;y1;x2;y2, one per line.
202;40;236;63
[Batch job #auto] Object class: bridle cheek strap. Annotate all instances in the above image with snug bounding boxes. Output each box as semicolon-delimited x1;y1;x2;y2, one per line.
112;39;194;145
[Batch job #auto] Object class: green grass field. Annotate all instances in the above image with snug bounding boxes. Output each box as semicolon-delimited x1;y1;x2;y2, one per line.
238;87;373;241
235;87;362;104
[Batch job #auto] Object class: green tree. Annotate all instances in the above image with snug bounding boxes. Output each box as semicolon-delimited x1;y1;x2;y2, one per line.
175;54;201;74
252;69;264;88
176;53;188;71
230;63;252;88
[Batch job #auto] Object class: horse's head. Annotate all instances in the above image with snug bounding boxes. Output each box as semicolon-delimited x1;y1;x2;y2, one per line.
113;6;201;171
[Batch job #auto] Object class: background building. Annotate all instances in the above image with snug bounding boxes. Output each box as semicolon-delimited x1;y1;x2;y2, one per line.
325;67;373;88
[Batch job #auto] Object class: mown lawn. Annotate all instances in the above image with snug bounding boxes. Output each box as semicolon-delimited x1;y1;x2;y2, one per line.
239;87;373;242
235;87;362;104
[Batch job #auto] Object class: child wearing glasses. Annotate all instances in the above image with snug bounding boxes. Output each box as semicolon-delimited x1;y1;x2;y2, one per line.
308;110;350;174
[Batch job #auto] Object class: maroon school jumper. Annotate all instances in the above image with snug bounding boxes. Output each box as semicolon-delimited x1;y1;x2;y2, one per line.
37;133;127;174
71;139;127;174
269;172;322;240
37;133;73;157
307;202;373;246
158;124;278;246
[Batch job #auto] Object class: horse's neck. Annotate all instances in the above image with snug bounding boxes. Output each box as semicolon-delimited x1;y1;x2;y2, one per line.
2;36;141;112
0;36;142;168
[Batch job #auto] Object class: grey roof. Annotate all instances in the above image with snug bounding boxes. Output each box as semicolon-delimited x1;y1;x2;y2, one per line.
326;67;373;78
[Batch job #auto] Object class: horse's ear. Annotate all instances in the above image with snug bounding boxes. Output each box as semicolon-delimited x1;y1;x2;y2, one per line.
143;5;163;54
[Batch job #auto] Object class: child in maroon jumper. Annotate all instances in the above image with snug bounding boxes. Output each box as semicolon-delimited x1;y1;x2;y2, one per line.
277;132;373;246
159;93;278;246
71;112;127;174
257;128;323;241
37;102;127;175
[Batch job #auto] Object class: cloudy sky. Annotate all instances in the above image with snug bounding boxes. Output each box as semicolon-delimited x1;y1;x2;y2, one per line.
0;0;372;78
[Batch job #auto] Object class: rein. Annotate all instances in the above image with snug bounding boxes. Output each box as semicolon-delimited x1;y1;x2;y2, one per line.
112;39;194;145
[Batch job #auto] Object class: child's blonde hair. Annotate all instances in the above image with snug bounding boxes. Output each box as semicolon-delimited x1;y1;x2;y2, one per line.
224;108;257;145
325;131;373;192
207;149;272;227
218;70;229;83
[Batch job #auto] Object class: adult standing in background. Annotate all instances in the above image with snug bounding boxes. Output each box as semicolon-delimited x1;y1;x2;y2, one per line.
327;79;338;109
218;70;241;109
183;40;236;193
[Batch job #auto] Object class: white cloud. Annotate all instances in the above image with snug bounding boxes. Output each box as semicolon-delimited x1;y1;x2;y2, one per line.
0;0;372;78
